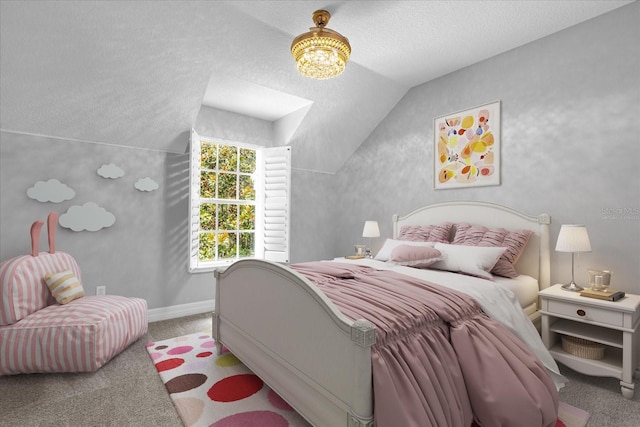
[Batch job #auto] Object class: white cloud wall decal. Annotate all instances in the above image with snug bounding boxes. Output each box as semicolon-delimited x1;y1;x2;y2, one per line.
59;202;116;232
134;177;159;192
97;163;125;179
27;179;76;203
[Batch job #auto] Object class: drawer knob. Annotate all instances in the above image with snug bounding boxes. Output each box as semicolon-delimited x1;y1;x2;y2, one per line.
577;309;586;316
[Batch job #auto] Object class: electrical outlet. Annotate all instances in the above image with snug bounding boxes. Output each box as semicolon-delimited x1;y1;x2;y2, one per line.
96;286;106;296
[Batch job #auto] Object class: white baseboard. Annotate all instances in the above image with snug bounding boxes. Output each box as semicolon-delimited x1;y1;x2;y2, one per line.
147;299;214;323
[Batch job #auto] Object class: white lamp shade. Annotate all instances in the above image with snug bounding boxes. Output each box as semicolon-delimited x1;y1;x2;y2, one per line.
555;224;591;253
362;221;380;238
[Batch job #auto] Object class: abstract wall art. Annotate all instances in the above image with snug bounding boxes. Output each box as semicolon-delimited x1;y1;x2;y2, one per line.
433;100;501;189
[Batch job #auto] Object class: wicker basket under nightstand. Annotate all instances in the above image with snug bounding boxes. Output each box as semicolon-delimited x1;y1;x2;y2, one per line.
561;336;605;360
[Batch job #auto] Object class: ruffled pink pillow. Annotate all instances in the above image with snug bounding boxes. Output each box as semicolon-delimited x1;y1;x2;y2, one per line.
388;245;443;268
452;223;533;278
398;222;453;243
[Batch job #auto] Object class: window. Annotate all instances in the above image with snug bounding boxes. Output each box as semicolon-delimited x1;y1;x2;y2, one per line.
188;130;291;272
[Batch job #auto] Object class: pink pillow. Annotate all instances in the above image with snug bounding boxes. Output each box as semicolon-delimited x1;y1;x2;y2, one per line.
452;223;533;278
398;222;453;243
389;245;443;268
375;239;435;261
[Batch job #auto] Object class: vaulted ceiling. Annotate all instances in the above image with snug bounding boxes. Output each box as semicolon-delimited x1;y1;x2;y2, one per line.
0;1;632;173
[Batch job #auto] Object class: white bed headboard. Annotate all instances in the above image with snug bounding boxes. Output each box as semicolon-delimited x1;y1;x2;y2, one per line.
393;201;551;289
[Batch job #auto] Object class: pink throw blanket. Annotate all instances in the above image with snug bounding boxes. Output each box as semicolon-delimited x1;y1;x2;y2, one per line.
290;262;559;427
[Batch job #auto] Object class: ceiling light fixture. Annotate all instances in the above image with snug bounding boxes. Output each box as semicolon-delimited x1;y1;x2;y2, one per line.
291;9;351;80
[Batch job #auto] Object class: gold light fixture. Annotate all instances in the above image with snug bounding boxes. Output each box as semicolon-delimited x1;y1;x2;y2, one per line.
291;9;351;80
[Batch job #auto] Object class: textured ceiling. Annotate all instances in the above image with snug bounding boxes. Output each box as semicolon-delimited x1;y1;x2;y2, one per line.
0;1;633;173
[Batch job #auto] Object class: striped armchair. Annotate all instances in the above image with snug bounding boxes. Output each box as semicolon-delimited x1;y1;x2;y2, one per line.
0;213;147;376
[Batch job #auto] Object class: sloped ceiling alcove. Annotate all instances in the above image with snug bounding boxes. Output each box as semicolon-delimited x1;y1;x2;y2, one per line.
0;1;632;173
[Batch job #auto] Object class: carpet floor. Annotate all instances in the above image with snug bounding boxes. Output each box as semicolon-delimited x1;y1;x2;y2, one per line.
2;312;637;426
146;330;590;427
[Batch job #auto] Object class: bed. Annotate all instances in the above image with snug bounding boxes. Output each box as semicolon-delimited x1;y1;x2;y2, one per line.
213;201;561;427
390;201;551;325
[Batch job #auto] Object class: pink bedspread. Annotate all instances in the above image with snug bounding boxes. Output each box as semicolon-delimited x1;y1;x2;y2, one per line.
290;262;558;427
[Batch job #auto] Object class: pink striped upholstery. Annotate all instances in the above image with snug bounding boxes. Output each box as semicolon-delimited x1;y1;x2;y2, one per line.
0;252;81;325
0;295;147;375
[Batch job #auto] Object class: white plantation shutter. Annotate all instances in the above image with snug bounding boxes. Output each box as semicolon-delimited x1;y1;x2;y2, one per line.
188;129;201;272
258;146;291;263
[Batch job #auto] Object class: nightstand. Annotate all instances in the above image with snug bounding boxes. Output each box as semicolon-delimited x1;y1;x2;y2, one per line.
539;284;640;398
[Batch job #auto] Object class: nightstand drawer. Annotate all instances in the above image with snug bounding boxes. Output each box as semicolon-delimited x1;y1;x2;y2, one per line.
547;300;624;327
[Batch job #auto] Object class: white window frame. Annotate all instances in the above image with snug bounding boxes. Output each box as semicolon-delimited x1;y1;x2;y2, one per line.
188;129;291;272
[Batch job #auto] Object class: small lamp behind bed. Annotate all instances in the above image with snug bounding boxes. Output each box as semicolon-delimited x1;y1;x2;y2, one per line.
555;224;592;292
362;220;380;259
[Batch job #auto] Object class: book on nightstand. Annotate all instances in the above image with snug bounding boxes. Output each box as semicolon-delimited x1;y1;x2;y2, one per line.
579;288;626;301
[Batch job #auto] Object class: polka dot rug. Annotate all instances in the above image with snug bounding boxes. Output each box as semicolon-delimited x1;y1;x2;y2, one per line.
146;331;311;427
147;331;589;427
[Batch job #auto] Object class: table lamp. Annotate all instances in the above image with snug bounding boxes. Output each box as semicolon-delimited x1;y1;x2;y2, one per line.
555;224;591;291
362;221;380;258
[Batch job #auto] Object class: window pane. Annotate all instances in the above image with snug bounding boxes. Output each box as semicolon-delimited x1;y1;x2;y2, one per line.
218;232;237;259
200;203;216;230
240;148;256;173
201;143;217;169
199;233;215;261
239;232;254;257
217;204;237;230
200;171;216;198
239;175;255;200
239;205;255;230
218;173;237;199
219;145;237;172
194;139;266;267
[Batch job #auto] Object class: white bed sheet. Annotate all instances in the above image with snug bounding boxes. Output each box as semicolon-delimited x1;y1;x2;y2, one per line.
494;274;539;309
330;258;565;390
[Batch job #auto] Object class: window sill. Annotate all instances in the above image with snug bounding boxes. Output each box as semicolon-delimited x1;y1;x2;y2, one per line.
189;258;255;273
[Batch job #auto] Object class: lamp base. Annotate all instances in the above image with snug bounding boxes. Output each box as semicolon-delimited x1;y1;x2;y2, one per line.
561;281;584;292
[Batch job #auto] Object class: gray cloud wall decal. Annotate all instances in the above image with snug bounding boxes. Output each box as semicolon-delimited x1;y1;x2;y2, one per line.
59;202;116;232
134;177;159;192
97;163;125;179
27;179;76;203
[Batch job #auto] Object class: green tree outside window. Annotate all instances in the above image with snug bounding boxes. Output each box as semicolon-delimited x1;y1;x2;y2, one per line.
198;141;256;262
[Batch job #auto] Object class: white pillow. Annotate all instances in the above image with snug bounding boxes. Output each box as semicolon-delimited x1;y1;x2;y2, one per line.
430;243;507;280
374;239;435;261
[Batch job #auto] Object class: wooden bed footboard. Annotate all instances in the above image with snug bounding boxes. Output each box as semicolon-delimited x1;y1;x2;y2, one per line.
214;259;376;427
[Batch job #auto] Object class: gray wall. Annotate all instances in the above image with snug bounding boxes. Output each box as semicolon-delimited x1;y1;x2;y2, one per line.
333;3;640;293
1;3;638;315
